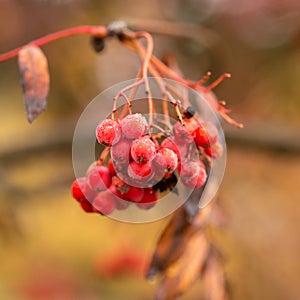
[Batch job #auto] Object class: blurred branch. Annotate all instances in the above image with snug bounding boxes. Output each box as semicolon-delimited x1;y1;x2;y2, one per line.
0;119;299;161
127;18;221;48
224;121;300;154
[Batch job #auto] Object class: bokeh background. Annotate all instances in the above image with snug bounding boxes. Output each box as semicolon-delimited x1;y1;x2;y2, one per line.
0;0;300;299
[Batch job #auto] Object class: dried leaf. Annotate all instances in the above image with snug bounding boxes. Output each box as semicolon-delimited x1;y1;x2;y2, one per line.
147;203;213;280
202;248;229;300
147;208;192;279
148;198;227;300
155;231;210;300
18;45;50;123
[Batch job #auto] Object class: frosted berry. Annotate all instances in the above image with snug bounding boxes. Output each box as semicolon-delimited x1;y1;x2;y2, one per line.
205;142;223;158
151;151;167;181
80;199;94;213
110;139;132;163
71;177;96;202
110;183;126;199
115;198;130;210
96;119;121;146
131;136;156;164
71;177;86;202
180;159;207;188
122;186;144;203
128;161;153;179
161;137;187;161
173;121;195;145
87;165;112;191
120;113;148;139
136;188;158;210
194;121;218;147
160;148;178;173
194;166;207;188
93;191;116;215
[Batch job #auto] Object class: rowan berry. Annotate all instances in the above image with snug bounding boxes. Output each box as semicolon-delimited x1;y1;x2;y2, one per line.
131;136;156;164
96;118;121;146
71;177;96;202
120;113;148;139
136;188;158;210
87;165;111;191
194;121;218;147
93;191;116;215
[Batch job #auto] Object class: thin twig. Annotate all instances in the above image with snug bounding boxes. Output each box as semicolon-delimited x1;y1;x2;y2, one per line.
0;26;108;62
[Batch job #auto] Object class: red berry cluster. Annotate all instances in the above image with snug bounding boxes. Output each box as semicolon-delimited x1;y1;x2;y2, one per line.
71;110;223;215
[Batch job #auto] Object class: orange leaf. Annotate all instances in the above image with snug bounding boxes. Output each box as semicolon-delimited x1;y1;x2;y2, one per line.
18;45;50;123
202;249;229;300
155;231;210;300
147;204;212;279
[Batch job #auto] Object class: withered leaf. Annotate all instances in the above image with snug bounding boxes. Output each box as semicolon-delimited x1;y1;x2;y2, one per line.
148;199;226;300
202;248;229;300
18;45;50;123
155;231;210;300
147;204;213;280
148;190;207;279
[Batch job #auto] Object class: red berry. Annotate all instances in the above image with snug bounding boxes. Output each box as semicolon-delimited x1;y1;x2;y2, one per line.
111;176;130;195
111;176;145;202
87;165;111;191
71;177;96;202
108;158;116;176
136;188;158;210
151;151;167;181
180;159;207;188
120;113;148;139
164;171;174;179
173;121;194;145
111;161;129;178
110;183;126;199
131;136;156;164
115;198;130;210
160;148;178;173
123;186;144;203
93;191;116;215
161;137;187;161
152;138;160;151
194;166;208;188
80;199;94;213
110;139;132;163
204;142;223;158
96;119;121;146
128;161;153;179
194;121;218;147
71;178;86;201
184;118;200;133
178;159;201;175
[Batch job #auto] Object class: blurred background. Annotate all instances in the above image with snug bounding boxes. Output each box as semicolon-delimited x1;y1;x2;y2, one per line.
0;0;300;299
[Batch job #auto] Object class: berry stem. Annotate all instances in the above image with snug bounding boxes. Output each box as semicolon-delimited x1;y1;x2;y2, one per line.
205;73;231;91
98;147;110;165
150;123;170;136
119;92;133;114
193;71;212;87
0;25;108;62
165;91;185;125
135;32;153;86
127;18;220;47
113;79;144;119
135;32;155;126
